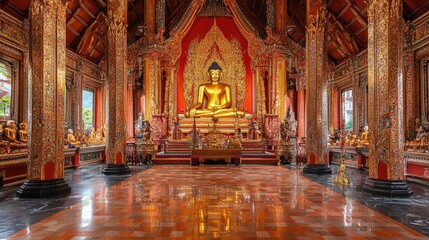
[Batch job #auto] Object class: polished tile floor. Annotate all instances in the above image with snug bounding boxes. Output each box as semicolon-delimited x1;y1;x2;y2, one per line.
2;164;427;239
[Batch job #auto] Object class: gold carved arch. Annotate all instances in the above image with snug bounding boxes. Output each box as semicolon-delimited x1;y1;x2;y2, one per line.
183;23;246;111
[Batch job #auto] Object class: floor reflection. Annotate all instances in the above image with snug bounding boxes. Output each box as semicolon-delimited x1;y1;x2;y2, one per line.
3;165;426;239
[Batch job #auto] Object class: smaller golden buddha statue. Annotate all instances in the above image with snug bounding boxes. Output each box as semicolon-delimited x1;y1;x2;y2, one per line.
67;129;80;148
405;125;428;152
4;120;27;151
357;125;369;147
186;62;244;118
18;123;28;143
348;132;360;146
0;124;8;154
88;127;101;144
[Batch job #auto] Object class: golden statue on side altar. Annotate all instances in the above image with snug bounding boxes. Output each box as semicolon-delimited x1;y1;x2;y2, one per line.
185;62;244;118
18;123;28;143
357;125;369;147
405;125;428;152
66;129;80;148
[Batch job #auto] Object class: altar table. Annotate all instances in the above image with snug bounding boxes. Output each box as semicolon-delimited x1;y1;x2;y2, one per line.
192;149;241;166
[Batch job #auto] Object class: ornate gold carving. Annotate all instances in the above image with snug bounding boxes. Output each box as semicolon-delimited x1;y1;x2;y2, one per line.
266;0;275;30
106;0;127;164
199;0;231;16
305;0;328;164
183;23;246;111
156;0;166;28
28;0;68;180
367;0;404;180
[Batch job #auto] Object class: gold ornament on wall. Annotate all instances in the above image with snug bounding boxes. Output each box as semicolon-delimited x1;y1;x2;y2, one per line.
184;22;246;111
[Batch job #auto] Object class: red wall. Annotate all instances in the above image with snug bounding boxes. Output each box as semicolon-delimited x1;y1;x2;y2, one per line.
176;17;253;115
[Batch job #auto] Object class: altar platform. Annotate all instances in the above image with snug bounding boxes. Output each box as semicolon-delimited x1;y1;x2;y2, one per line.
178;117;250;135
153;139;278;165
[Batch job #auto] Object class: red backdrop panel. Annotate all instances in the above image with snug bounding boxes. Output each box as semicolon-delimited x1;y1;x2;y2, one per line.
177;16;253;115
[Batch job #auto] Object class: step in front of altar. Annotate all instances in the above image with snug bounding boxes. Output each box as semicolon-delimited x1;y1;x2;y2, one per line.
153;151;192;165
240;151;278;165
179;118;250;134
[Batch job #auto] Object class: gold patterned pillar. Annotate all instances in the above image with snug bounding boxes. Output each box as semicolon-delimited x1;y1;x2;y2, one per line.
144;0;156;43
143;52;162;120
164;66;177;136
363;0;412;197
404;50;416;140
102;0;130;174
17;0;71;198
271;51;287;120
303;0;331;174
296;75;306;137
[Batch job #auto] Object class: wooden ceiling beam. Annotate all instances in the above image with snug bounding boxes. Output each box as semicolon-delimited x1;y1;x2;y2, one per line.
67;24;80;36
70;10;104;50
345;0;367;25
354;25;367;36
408;1;429;20
95;0;106;8
67;6;79;24
73;10;89;27
79;0;96;19
337;3;351;19
328;12;363;49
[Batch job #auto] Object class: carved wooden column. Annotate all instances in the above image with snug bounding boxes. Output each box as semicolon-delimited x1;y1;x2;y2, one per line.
363;0;412;197
17;0;71;198
144;0;156;43
102;0;130;175
271;51;287;119
404;50;416;140
303;0;331;174
296;75;306;137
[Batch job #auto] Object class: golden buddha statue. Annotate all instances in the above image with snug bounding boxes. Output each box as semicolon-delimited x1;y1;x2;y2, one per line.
405;125;428;152
357;125;369;147
18;123;28;143
4;120;27;151
67;129;80;147
185;62;244;118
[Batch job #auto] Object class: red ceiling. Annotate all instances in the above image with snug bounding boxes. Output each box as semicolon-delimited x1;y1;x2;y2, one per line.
0;0;428;64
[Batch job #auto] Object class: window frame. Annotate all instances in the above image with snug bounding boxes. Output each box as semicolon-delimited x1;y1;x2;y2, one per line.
82;88;95;131
341;87;354;131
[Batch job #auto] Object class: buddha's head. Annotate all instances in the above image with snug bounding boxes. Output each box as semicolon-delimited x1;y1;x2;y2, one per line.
19;123;27;130
7;120;15;128
208;62;222;83
68;129;74;134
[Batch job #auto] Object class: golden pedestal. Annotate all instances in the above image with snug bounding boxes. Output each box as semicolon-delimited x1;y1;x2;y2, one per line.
276;142;295;165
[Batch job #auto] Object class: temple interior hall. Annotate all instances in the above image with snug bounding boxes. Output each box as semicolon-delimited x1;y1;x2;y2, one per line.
1;0;429;239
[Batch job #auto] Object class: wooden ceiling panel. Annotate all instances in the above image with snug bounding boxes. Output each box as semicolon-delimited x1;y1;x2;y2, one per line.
2;0;429;64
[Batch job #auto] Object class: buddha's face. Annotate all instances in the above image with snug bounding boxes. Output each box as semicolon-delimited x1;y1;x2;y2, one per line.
209;70;221;83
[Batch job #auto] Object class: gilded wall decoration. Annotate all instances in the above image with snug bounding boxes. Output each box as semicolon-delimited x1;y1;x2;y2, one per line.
367;0;404;180
199;0;231;16
0;10;26;45
183;23;246;111
413;19;429;44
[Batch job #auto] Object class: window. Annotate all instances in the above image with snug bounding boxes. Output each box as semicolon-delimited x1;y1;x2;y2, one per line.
82;89;94;130
0;59;12;118
341;89;353;130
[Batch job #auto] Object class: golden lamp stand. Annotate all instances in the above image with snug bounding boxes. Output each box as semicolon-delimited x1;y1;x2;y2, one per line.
334;158;350;185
